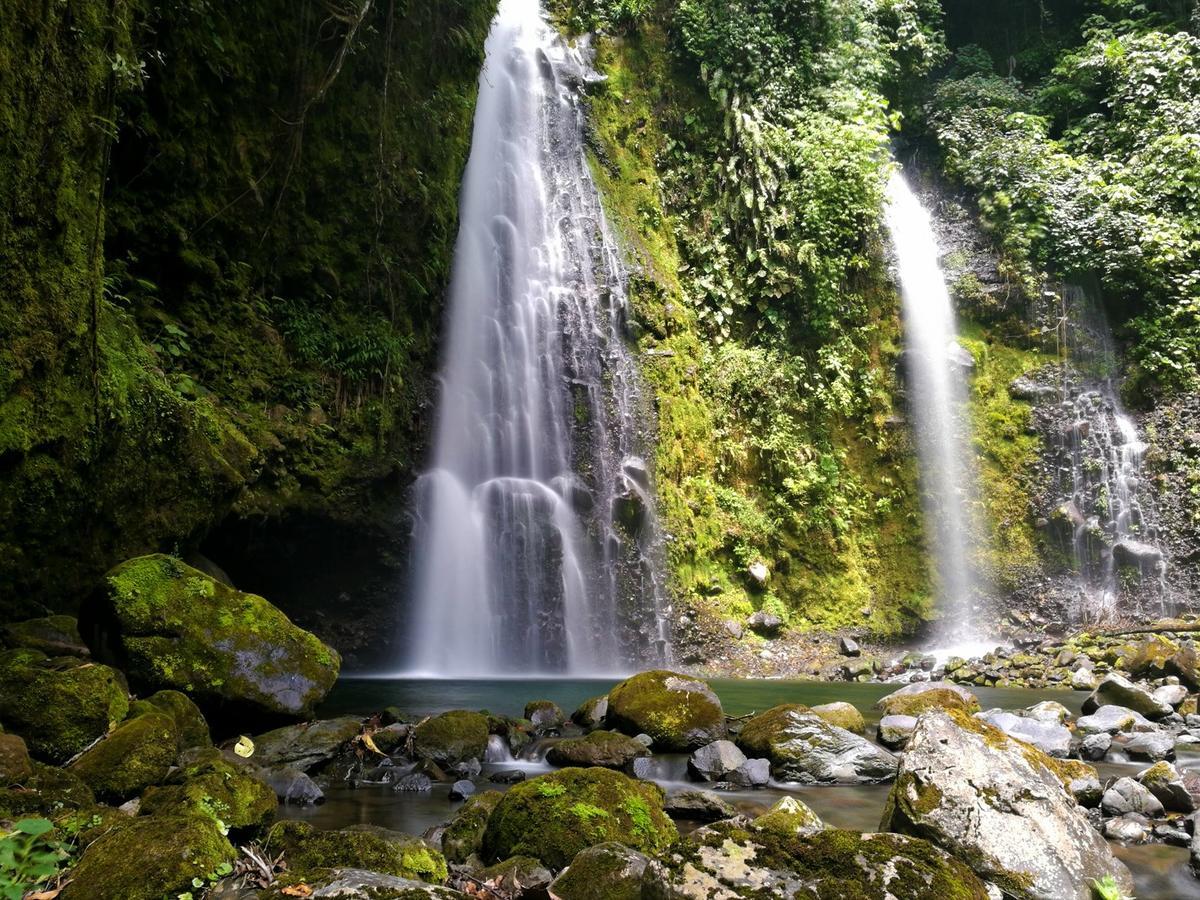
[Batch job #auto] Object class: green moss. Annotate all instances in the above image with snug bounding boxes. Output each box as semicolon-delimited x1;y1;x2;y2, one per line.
127;688;211;748
545;730;650;769
59;814;235;900
268;821;447;884
87;554;339;717
68;711;179;803
482;767;677;870
412;709;489;767
442;790;503;864
605;670;725;751
0;648;129;763
877;689;978;717
1;616;87;656
140;755;276;832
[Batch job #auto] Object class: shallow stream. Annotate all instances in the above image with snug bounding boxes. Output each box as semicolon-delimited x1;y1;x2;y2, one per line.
282;678;1199;898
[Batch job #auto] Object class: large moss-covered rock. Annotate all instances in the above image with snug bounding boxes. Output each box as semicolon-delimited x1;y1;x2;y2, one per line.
442;790;503;864
546;730;651;770
269;821;447;884
128;689;211;749
876;683;980;717
549;842;651;900
809;701;866;734
60;814;235;900
412;710;489;767
737;704;898;784
482;767;677;869
605;670;725;751
649;821;989;899
0;648;129;762
68;711;180;802
2;615;89;657
141;753;277;831
82;555;339;719
881;710;1133;899
750;796;824;838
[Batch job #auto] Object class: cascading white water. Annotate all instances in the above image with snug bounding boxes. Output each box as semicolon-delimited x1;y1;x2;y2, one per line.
403;0;669;676
884;170;985;649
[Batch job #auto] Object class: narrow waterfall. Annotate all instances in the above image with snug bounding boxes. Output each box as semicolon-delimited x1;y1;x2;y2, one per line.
1046;286;1170;621
884;170;985;648
403;0;670;676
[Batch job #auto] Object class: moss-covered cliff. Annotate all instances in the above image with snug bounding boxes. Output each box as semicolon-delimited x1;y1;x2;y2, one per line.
1;0;497;622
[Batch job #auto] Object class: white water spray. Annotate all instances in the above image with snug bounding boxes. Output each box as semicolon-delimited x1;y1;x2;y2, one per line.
403;0;669;676
884;170;985;649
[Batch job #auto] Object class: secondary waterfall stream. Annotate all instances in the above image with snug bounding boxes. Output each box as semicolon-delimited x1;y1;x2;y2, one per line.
404;0;669;676
884;170;986;650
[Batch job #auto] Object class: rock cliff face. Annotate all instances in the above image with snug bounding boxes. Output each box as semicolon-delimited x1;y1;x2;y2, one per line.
0;1;498;661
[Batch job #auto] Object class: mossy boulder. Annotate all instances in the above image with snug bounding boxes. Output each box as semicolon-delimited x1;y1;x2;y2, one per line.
737;704;897;784
82;555;340;720
751;796;824;837
69;711;180;802
548;842;651;900
413;710;489;767
545;730;651;770
442;790;503;864
141;754;277;831
524;699;565;730
0;761;94;818
605;670;725;751
876;683;980;717
60;814;235;900
809;701;866;734
2;615;89;657
128;689;211;749
0;649;129;763
270;821;447;883
571;695;608;730
881;709;1132;899
481;767;676;870
652;821;989;899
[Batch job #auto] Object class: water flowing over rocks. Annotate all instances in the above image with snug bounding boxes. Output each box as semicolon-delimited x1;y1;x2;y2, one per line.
882;709;1133;899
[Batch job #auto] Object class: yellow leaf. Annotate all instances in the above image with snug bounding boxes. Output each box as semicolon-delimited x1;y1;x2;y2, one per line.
234;736;255;758
281;885;312;897
361;732;384;756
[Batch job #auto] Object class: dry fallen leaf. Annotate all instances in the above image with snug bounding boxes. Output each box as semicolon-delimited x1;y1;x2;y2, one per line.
234;735;255;758
28;890;62;899
281;885;312;897
361;732;384;755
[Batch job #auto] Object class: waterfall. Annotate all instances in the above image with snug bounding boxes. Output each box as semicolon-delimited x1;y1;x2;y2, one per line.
402;0;670;676
1047;286;1170;621
884;170;986;648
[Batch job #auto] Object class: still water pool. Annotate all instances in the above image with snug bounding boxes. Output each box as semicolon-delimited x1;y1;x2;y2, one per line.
281;677;1198;898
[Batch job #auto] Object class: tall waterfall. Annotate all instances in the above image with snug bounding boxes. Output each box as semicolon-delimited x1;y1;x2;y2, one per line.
884;170;984;647
404;0;669;676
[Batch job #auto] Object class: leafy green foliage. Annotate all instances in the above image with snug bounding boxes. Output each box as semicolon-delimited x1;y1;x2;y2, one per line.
928;11;1200;397
0;819;71;900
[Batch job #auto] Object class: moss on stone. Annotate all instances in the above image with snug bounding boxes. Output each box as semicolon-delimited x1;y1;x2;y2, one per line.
605;670;725;751
268;821;447;884
751;796;825;837
128;688;211;748
482;767;676;870
412;710;489;767
442;790;503;864
85;555;339;719
877;688;978;717
545;730;650;770
140;755;277;831
809;701;866;734
59;814;235;900
69;711;180;802
0;648;129;763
